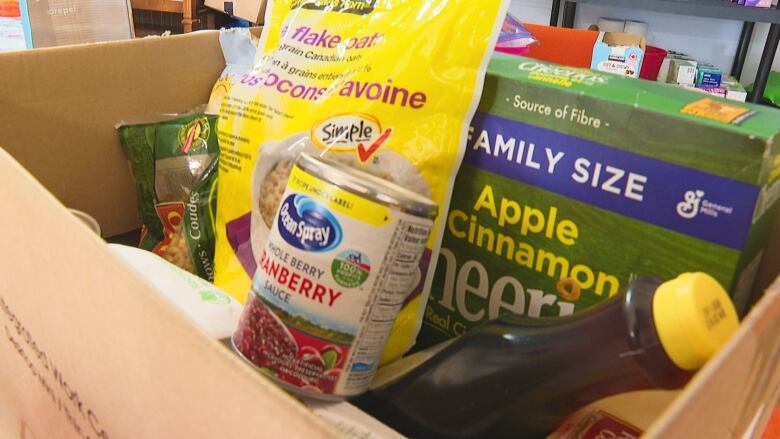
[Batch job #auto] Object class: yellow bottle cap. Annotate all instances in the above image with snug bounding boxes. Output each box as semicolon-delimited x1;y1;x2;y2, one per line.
653;273;739;371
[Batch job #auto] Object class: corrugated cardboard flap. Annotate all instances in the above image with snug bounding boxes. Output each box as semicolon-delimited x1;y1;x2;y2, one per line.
647;277;780;438
0;148;334;438
0;31;226;238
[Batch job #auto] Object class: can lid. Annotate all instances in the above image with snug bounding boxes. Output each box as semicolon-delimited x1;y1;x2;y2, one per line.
652;272;739;371
296;152;438;219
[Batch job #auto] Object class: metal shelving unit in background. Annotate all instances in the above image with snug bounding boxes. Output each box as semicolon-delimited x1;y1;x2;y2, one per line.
549;0;780;104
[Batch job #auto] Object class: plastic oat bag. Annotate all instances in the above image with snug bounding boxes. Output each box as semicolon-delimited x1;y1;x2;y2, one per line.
495;13;538;56
207;28;259;114
214;0;509;363
118;110;219;282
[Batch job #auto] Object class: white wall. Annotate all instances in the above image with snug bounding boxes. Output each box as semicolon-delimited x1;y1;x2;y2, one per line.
509;0;779;85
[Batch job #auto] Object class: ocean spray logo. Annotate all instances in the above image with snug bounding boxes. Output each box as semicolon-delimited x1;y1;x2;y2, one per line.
677;190;735;220
278;194;342;252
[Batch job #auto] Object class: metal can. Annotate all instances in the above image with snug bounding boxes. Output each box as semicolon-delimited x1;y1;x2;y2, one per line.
232;152;438;399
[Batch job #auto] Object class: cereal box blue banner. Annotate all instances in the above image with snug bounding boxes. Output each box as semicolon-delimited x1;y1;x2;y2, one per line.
467;112;759;250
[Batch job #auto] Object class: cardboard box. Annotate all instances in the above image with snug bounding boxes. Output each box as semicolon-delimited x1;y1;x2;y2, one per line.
591;31;645;78
0;0;24;51
696;64;722;88
0;31;779;439
205;0;266;24
723;76;749;102
670;58;698;85
656;51;691;83
3;0;133;50
0;30;335;439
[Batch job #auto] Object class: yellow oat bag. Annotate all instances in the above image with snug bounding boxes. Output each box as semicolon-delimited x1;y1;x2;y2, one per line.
215;0;508;362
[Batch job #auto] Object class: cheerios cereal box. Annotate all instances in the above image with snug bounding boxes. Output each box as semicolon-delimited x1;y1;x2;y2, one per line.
417;56;780;347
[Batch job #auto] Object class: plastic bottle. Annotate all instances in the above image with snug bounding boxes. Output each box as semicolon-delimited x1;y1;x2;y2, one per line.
356;273;739;438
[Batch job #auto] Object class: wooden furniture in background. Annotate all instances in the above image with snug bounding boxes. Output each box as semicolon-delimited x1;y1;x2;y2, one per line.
131;0;199;33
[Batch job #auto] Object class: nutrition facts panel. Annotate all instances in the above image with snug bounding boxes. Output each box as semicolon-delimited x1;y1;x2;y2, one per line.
343;219;432;393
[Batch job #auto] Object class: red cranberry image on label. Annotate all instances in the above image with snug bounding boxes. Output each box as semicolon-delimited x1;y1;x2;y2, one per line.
233;294;298;369
298;348;326;384
298;346;324;365
317;368;342;394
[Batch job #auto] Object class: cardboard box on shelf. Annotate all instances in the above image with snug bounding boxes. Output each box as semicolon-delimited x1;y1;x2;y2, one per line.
696;63;723;88
0;30;779;439
670;58;698;85
2;0;133;50
204;0;266;24
591;31;646;78
656;51;690;83
0;0;24;51
723;76;749;102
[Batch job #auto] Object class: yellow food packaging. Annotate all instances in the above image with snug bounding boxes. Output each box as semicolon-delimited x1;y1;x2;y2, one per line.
215;0;509;362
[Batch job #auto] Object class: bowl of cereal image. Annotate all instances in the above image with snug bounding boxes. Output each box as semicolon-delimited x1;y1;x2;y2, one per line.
249;133;431;261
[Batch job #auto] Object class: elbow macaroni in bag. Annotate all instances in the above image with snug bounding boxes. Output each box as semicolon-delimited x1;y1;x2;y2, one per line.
214;0;508;363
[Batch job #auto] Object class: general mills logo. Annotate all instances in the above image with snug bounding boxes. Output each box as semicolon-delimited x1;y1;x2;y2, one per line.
278;194;342;252
676;190;705;219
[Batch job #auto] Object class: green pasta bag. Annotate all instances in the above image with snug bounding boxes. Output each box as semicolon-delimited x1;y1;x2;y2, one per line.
118;111;219;282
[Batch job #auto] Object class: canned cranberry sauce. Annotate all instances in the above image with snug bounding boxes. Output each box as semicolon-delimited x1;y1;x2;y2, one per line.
233;153;438;400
